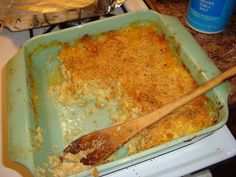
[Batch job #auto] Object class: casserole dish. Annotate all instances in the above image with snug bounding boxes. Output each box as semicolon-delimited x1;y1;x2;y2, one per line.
6;10;231;176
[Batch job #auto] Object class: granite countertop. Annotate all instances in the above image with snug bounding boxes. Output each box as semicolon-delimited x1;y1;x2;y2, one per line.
144;0;236;105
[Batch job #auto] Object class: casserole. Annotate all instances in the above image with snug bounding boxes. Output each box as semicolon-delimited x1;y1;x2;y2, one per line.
6;10;231;176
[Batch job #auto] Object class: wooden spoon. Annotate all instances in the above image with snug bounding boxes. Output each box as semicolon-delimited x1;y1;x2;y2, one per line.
63;66;236;165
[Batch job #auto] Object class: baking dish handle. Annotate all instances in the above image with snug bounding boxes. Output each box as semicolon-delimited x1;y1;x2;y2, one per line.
157;12;232;105
4;48;35;176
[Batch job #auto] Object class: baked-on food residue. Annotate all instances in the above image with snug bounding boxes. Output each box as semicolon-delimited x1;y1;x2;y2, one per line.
48;25;217;176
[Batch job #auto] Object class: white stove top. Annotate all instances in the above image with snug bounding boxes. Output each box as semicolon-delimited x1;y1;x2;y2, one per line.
1;1;236;176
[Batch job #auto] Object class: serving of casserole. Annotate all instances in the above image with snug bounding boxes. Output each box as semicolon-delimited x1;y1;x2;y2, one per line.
6;10;231;177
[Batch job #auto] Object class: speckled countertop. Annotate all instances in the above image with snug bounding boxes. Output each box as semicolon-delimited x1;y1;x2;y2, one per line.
145;0;236;104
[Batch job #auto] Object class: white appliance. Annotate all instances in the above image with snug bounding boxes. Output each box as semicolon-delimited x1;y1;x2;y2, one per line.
0;1;236;176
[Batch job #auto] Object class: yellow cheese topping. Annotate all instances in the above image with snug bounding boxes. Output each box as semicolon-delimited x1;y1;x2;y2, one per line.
48;25;217;176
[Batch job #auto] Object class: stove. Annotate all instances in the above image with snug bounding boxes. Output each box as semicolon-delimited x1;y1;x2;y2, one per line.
0;1;236;177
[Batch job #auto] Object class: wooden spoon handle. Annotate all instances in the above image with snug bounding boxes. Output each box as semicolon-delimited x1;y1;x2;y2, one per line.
117;66;236;140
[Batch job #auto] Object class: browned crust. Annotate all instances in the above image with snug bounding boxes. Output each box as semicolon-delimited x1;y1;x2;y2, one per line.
58;26;215;154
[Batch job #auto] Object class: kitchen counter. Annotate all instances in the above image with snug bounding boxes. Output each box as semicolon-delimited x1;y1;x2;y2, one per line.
145;0;236;105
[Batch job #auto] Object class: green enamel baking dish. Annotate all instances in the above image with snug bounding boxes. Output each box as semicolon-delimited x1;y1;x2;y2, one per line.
6;10;231;177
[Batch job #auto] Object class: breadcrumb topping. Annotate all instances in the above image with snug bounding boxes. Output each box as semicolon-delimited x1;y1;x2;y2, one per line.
47;25;216;176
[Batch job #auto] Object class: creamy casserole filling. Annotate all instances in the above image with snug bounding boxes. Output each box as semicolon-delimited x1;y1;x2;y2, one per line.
46;25;217;177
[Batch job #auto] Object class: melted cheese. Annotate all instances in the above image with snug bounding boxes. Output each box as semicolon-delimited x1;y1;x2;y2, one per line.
48;25;216;176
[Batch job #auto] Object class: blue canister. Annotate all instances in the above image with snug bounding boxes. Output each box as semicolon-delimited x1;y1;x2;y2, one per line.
186;0;236;33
